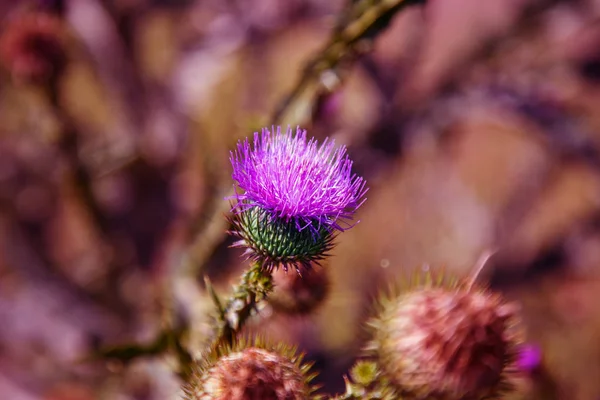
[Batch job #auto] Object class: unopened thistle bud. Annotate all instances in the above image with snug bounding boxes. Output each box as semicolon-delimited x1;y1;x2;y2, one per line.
228;126;367;272
268;265;329;315
183;338;319;400
367;269;523;400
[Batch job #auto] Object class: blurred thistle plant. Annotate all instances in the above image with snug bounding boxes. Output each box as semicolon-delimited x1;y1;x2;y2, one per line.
183;337;320;400
228;125;368;273
365;262;524;400
0;11;67;83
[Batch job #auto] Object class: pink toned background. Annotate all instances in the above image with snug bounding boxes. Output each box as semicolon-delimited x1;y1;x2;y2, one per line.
2;0;600;399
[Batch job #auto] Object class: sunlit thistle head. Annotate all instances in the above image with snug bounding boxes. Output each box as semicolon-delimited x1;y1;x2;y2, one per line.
230;125;367;231
228;126;367;272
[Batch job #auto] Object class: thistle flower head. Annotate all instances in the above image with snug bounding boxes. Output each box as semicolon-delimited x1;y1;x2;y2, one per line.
367;268;523;400
183;337;320;400
228;126;367;272
230;125;367;232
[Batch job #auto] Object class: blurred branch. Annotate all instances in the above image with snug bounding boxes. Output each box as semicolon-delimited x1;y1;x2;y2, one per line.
492;85;600;170
73;0;148;127
91;324;193;379
181;184;233;277
272;0;425;125
93;262;273;375
57;121;112;235
91;277;194;379
92;331;171;362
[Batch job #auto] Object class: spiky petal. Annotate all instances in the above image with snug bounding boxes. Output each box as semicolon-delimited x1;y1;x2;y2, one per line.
230;125;367;233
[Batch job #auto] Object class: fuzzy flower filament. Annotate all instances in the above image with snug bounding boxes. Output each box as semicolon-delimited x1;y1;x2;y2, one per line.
229;126;367;271
231;126;366;230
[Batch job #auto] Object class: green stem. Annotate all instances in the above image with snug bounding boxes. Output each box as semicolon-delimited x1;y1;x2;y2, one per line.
210;263;274;351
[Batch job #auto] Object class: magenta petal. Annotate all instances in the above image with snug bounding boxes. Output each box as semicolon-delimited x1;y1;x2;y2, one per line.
229;125;368;233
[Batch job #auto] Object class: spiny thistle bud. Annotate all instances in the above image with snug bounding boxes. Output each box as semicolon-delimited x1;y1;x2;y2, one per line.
367;269;523;400
183;338;320;400
268;265;329;315
228;126;367;272
0;12;67;82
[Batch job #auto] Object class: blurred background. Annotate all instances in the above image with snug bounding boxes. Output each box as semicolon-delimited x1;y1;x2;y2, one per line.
2;0;600;399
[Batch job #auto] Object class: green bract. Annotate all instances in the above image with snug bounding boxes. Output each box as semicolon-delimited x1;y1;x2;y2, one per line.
230;206;335;272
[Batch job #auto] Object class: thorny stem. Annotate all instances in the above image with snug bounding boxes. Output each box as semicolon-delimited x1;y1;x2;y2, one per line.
210;263;274;351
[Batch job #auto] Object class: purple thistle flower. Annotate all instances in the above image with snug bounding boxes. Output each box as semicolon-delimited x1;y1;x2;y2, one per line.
230;125;367;232
227;125;367;272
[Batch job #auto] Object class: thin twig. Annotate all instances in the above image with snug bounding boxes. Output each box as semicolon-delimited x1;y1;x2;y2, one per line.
272;0;425;125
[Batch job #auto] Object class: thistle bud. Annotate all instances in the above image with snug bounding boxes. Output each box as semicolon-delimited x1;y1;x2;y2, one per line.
184;338;319;400
268;265;329;315
368;271;522;400
228;126;367;273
